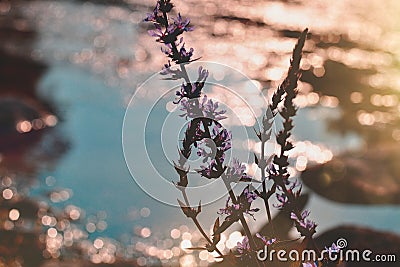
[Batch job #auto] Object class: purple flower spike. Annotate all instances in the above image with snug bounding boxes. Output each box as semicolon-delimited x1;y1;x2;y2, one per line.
237;236;250;255
179;99;200;119
177;43;194;63
160;60;185;80
202;97;227;121
225;158;251;183
291;210;317;237
144;1;196;65
158;0;173;13
274;192;288;208
325;242;340;254
148;24;164;39
256;233;276;246
172;13;194;32
198;158;224;179
243;187;258;203
218;186;259;220
301;210;310;220
198;66;209;82
143;2;161;22
144;12;157;22
177;82;201;99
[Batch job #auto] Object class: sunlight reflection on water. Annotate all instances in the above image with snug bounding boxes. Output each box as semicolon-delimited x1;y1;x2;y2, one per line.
2;0;400;265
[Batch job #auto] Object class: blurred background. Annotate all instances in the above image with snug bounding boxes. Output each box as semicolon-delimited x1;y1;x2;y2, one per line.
1;0;400;266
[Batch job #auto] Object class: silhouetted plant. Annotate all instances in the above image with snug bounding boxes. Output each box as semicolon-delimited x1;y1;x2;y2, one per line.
144;1;340;266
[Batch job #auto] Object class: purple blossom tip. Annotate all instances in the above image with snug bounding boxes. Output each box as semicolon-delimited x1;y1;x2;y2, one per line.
302;262;318;267
256;233;276;246
236;237;250;254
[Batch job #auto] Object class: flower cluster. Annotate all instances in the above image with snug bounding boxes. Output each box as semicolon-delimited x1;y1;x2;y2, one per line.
179;117;231;179
200;96;227;120
218;187;259;220
273;177;302;209
291;210;317;237
195;138;216;162
179;95;227;120
160;42;195;64
176;81;202;100
211;122;232;152
326;243;340;254
218;197;240;216
256;233;276;246
179;98;202;118
303;262;318;267
145;0;195;64
175;66;209;103
275;191;289;209
224;158;253;183
237;236;251;255
144;0;172;23
236;232;276;257
160;61;181;78
198;158;225;179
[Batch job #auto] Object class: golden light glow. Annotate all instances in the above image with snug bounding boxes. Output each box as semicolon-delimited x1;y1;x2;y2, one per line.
2;188;13;200
296;156;308;171
357;111;375;125
137;257;147;266
170;228;181;239
16;120;32;133
180;239;192;250
3;220;14;230
180;254;195;267
181;232;192;241
225;231;243;249
289;141;333;166
86;222;96;233
313;66;325;77
140;227;151;238
47;228;58;238
32;118;45;130
97;220;108;231
41;215;52;226
140;207;151;217
44;115;58;127
350;92;363;103
171;246;181;257
199;250;209;261
94;238;104;249
2;176;12;187
69;209;81;220
320;95;339;108
307;92;320;105
392;129;400;141
9;209;20;221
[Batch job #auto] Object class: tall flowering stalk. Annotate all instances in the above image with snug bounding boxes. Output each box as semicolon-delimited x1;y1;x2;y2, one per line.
144;1;337;266
255;29;318;241
144;0;228;260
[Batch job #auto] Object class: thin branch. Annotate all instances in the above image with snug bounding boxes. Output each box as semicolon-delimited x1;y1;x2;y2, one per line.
178;188;225;258
222;175;263;267
260;117;275;236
